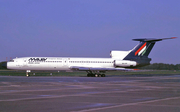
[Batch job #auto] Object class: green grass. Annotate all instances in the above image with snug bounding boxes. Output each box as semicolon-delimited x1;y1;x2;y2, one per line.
0;70;86;77
0;70;179;77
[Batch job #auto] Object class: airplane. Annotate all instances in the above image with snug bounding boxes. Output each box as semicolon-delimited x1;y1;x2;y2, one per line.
3;37;176;77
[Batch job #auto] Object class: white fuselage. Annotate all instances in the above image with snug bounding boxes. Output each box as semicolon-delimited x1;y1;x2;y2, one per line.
7;57;115;71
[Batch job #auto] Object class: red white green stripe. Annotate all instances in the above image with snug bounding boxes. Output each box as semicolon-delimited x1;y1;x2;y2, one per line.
135;42;146;56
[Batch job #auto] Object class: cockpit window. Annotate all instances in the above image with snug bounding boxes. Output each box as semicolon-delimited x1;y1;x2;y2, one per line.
9;60;14;62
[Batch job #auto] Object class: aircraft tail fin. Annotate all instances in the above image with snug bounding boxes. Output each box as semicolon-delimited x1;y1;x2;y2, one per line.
123;37;177;60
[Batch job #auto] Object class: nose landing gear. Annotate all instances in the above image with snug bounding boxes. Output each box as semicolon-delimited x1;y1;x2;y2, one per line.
26;70;31;77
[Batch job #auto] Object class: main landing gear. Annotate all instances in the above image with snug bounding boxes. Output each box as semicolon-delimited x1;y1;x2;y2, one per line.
26;70;31;77
87;73;106;77
86;71;106;77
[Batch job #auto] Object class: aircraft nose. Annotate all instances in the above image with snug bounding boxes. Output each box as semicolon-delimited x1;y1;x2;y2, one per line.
1;62;7;69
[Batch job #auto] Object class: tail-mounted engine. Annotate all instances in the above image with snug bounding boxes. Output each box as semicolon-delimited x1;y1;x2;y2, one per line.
114;60;137;67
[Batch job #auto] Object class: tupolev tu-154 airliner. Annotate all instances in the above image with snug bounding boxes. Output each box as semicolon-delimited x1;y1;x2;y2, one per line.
4;37;176;77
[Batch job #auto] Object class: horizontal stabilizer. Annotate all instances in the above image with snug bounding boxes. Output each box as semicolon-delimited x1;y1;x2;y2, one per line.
133;37;177;42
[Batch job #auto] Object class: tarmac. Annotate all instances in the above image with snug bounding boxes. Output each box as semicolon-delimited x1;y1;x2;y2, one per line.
0;74;180;112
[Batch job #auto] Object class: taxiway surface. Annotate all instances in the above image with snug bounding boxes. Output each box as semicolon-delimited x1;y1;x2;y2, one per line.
0;74;180;112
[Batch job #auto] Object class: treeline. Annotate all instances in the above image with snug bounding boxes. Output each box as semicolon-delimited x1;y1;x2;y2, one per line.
0;61;6;69
139;63;180;70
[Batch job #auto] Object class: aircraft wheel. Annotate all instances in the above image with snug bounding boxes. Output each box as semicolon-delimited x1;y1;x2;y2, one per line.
90;74;94;77
87;74;90;77
101;74;105;77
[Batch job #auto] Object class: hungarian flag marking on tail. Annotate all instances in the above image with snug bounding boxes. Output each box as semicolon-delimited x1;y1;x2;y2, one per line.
135;42;147;56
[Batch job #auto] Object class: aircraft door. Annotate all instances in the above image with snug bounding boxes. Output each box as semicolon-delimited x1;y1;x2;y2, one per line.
63;58;69;66
23;59;28;68
16;59;24;68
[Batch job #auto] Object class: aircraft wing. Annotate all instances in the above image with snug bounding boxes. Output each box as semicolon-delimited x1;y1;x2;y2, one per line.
70;66;135;71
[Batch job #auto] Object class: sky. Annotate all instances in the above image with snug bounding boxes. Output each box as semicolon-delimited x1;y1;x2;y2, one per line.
0;0;179;64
